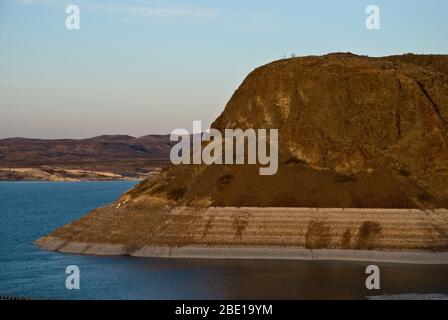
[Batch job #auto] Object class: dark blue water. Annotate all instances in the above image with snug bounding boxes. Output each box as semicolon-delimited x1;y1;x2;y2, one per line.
1;181;448;300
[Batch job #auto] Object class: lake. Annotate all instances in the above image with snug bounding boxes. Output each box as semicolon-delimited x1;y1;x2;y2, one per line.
1;181;447;300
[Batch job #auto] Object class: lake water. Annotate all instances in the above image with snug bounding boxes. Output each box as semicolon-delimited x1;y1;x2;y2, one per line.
1;181;447;300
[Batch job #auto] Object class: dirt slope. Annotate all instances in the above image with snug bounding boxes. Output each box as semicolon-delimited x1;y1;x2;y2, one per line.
124;53;448;208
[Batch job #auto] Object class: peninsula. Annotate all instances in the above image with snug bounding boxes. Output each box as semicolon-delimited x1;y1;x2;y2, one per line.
36;53;448;263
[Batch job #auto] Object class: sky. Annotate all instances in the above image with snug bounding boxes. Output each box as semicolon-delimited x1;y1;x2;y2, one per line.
0;0;447;139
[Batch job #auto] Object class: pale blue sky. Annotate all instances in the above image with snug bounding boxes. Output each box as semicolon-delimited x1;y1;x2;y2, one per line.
1;0;447;138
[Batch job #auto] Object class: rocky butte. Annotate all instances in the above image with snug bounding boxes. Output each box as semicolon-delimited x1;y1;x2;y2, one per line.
36;53;448;263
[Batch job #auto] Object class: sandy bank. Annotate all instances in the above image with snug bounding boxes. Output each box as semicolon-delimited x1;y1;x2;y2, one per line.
35;236;448;264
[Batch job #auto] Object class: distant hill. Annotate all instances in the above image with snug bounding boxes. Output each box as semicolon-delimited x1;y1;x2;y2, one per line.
0;134;173;180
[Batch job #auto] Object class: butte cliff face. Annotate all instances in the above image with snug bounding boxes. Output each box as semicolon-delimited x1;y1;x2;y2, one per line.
124;53;448;209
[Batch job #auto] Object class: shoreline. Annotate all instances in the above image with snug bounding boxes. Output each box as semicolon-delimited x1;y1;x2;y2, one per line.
36;207;448;264
0;167;154;181
35;237;448;264
0;178;140;182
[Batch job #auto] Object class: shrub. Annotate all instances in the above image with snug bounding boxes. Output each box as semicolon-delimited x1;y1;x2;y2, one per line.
355;221;382;249
218;174;234;191
167;187;187;201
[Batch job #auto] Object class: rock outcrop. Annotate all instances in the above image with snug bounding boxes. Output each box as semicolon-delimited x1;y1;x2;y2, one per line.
36;53;448;256
124;53;448;208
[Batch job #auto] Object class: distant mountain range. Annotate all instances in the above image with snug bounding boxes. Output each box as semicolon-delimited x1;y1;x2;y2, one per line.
0;135;173;180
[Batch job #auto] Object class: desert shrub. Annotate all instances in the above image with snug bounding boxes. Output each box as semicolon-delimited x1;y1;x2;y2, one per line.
341;229;352;248
417;192;433;203
167;187;187;201
355;221;382;249
305;221;331;249
218;174;234;191
398;169;411;177
359;221;382;237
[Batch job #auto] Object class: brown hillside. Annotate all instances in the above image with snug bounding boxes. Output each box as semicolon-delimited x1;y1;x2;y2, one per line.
123;53;448;208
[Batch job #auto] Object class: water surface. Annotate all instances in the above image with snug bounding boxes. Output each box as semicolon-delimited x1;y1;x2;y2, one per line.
1;181;447;300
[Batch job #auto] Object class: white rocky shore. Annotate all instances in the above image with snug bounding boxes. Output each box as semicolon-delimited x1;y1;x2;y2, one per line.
35;236;448;264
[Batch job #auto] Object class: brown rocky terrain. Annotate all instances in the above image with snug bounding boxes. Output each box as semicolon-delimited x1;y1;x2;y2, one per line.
121;53;448;209
37;53;448;256
37;207;448;253
0;135;172;180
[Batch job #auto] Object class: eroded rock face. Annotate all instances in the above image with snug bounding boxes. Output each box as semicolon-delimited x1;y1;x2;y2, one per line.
214;54;447;172
128;53;448;208
211;53;448;205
